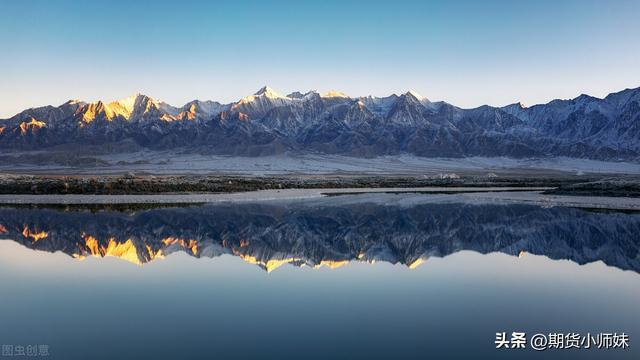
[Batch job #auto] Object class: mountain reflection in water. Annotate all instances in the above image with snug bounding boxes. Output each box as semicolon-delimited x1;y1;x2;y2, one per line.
0;195;639;273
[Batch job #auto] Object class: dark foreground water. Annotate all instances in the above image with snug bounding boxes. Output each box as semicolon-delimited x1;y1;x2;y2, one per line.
0;194;638;359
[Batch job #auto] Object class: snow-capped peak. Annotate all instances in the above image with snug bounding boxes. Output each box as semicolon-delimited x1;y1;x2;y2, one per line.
235;86;288;106
402;90;434;109
405;90;424;100
115;92;142;107
253;86;285;99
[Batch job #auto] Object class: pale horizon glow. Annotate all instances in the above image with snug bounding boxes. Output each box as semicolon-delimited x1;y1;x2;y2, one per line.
1;0;639;118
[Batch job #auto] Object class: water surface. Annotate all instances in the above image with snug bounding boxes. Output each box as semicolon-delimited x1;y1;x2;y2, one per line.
0;194;638;359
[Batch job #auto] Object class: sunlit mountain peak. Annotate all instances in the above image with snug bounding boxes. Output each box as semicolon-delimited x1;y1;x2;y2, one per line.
253;86;285;99
405;90;424;100
321;90;349;98
117;92;142;104
77;93;160;122
233;86;288;107
108;93;157;118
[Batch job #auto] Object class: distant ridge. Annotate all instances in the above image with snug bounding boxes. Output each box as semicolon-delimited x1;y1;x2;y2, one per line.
1;86;639;160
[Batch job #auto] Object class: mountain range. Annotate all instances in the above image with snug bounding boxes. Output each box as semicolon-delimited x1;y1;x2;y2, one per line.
1;197;638;272
1;86;639;160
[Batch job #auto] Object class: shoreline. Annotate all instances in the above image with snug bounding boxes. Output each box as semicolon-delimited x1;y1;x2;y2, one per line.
0;188;639;211
0;187;548;204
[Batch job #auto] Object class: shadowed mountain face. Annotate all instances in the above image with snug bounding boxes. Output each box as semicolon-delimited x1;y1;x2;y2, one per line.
1;86;639;160
1;197;639;272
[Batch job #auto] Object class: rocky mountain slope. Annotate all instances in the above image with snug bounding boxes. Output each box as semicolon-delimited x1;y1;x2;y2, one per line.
1;86;639;160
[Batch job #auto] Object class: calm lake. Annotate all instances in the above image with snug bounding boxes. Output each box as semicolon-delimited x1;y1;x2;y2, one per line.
0;194;638;359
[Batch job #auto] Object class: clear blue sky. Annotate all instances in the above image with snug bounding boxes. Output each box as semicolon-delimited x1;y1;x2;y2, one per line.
1;0;639;117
